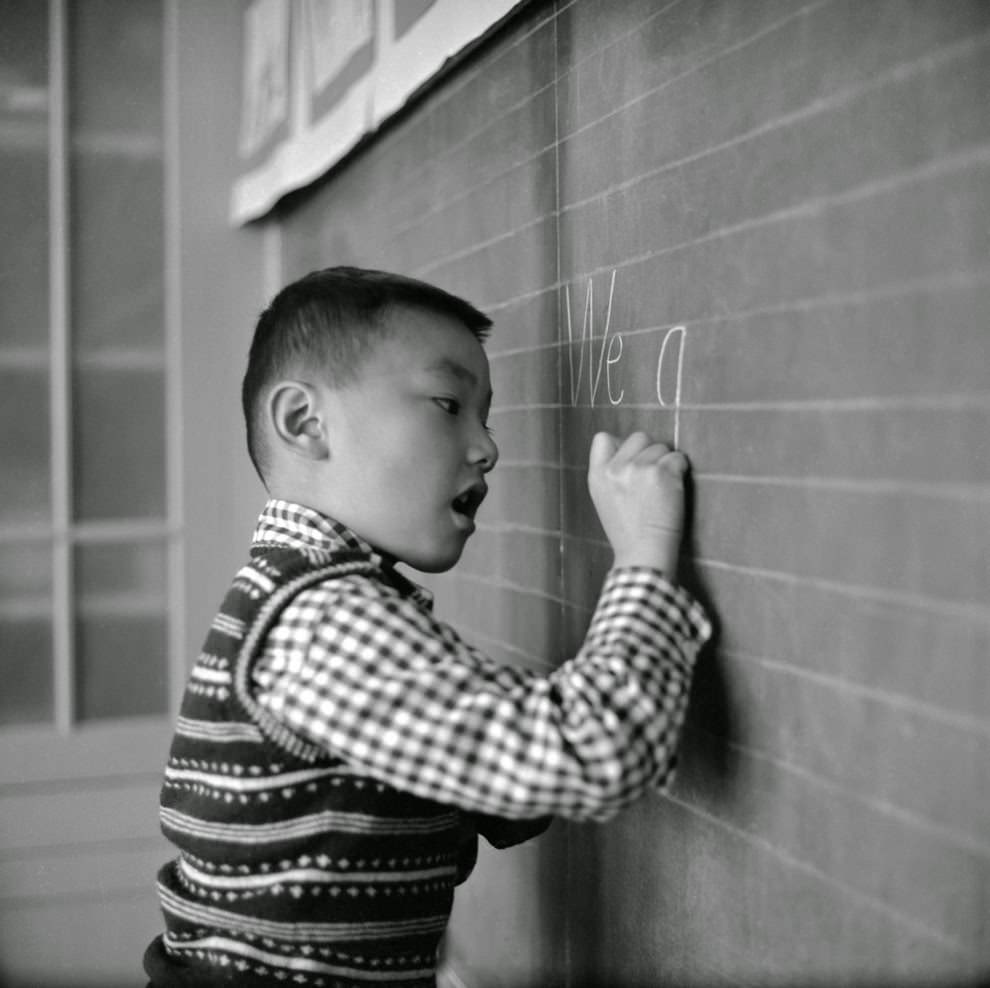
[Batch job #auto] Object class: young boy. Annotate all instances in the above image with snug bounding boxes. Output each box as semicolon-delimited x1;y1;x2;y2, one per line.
144;267;710;987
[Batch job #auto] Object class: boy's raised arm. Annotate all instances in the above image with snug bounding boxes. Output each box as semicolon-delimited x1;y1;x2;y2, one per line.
264;432;711;821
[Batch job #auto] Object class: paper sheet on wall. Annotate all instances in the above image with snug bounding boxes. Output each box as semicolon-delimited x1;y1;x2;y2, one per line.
231;0;524;224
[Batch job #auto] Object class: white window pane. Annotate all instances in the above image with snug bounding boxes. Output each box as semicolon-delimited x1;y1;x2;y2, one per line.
74;541;168;721
72;368;165;520
0;369;50;524
0;0;50;336
68;0;163;354
0;543;53;726
74;615;169;721
76;539;166;599
69;152;164;353
68;0;163;137
0;150;49;345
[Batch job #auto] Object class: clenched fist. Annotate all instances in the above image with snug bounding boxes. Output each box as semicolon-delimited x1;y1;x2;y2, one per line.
587;431;688;576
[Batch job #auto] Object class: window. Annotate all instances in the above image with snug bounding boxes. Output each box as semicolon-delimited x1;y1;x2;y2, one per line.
0;0;174;731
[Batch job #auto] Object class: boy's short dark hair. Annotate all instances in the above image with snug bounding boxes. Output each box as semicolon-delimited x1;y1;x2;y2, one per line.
242;266;492;484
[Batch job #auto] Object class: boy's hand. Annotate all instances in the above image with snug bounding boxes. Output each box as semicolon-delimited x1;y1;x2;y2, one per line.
587;431;688;576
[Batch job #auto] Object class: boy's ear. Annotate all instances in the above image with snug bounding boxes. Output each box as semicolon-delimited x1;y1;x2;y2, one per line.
268;380;329;460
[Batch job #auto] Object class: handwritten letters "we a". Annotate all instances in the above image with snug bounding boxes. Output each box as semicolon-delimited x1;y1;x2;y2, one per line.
561;271;687;448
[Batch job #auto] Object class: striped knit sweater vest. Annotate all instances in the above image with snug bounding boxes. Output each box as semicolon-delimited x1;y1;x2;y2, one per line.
147;546;470;987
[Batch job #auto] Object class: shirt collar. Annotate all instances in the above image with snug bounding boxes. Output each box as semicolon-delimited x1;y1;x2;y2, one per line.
251;499;433;608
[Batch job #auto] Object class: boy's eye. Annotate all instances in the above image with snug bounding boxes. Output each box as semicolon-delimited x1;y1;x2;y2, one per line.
433;397;460;415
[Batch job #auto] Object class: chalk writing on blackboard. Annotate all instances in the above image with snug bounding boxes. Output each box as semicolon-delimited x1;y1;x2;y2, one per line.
562;270;687;448
656;324;686;449
563;269;623;406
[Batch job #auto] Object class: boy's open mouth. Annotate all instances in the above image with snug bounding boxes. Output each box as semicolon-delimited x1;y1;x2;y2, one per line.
451;483;487;520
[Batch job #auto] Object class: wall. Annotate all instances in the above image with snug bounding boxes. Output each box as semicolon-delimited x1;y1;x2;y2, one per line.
175;0;269;662
276;1;989;985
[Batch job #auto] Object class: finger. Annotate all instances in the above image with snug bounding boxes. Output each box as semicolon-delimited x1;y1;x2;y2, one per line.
657;450;690;477
589;431;620;469
611;430;652;465
634;441;673;465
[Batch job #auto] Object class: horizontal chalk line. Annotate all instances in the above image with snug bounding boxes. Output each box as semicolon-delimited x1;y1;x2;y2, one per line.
465;525;989;730
445;130;987;308
695;557;990;625
407;10;990;292
539;460;990;504
700;731;990;861
663;795;977;955
399;143;557;246
456;568;567;607
695;473;990;504
723;646;990;741
451;578;990;854
423;131;990;310
414;10;877;284
416;211;553;278
397;0;807;235
652;393;990;412
553;149;990;297
570;272;990;351
388;16;990;313
570;394;990;413
391;6;563;194
559;28;990;216
480;523;990;624
482;263;990;346
559;0;830;147
484;266;990;360
553;0;685;84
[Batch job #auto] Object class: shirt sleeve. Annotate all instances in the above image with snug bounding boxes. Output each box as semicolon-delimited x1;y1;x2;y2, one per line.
258;567;711;822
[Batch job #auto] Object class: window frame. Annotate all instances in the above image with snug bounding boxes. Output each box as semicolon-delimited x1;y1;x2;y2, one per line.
0;0;183;747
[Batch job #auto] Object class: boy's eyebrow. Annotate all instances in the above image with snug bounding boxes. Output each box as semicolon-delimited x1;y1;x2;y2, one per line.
426;357;492;402
425;357;485;393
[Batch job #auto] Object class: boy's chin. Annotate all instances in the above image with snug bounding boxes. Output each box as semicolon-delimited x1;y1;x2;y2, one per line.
371;523;473;574
402;551;463;574
365;530;465;574
391;541;466;574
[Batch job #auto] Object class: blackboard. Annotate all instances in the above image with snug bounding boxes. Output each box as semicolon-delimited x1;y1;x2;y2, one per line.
277;1;990;983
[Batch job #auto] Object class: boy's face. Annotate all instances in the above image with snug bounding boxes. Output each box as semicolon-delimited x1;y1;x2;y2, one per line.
314;306;498;572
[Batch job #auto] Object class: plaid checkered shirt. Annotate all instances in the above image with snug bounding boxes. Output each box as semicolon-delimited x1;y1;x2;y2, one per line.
252;499;711;822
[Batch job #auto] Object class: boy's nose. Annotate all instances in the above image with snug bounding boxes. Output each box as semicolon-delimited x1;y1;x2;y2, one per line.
470;430;499;471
